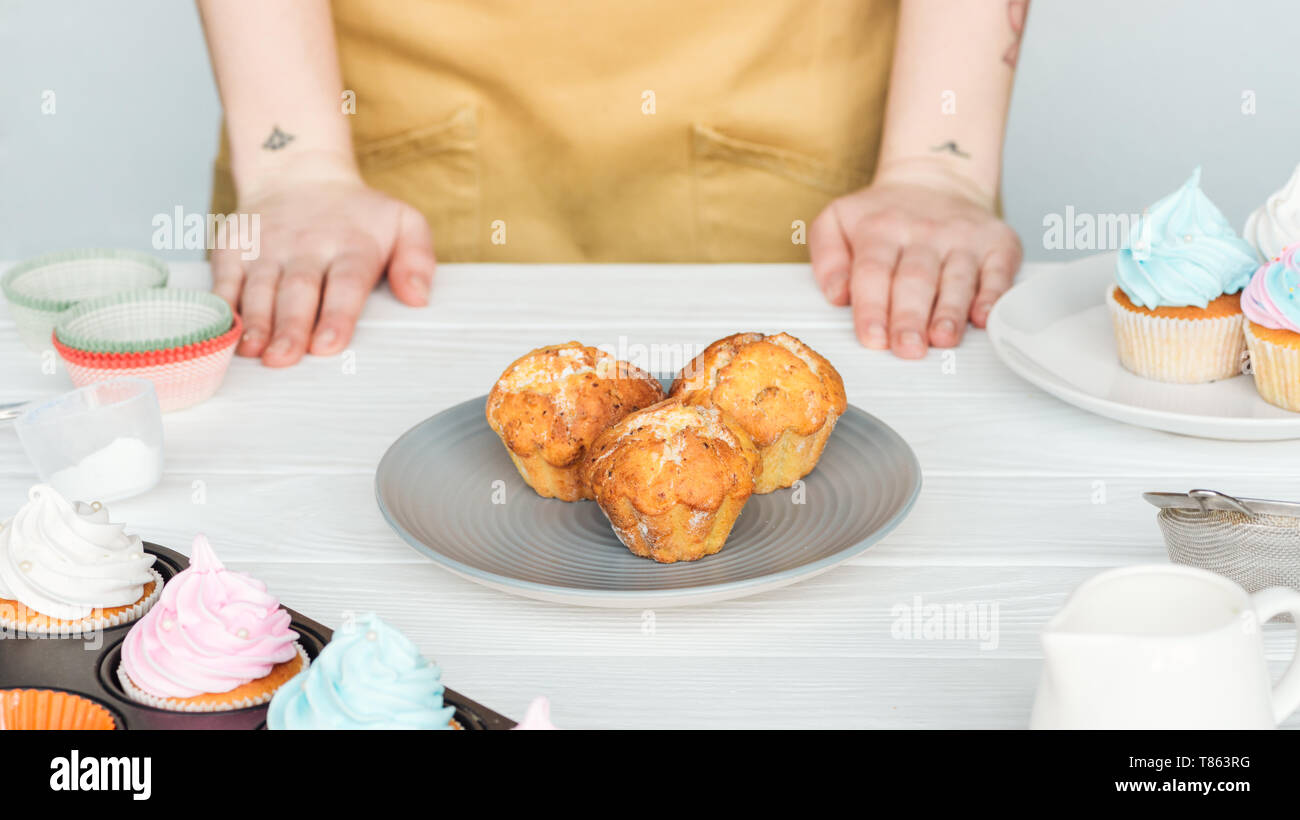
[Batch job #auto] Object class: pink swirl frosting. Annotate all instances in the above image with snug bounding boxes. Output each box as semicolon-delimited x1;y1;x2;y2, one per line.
512;696;560;730
121;535;297;699
1241;245;1300;333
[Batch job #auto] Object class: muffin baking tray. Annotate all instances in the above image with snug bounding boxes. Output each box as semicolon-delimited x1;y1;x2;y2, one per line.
0;543;515;730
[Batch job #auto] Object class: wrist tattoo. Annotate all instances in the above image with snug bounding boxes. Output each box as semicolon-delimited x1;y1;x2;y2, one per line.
1004;0;1028;68
262;126;295;151
931;141;970;159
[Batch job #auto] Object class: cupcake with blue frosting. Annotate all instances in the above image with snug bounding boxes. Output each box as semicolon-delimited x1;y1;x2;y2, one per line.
266;613;458;730
1242;245;1300;411
1109;168;1260;383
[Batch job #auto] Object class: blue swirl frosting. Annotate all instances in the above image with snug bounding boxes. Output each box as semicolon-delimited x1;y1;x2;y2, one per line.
1115;167;1260;308
266;613;456;730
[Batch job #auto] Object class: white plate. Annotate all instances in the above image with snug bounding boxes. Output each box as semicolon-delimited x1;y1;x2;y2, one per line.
987;252;1300;441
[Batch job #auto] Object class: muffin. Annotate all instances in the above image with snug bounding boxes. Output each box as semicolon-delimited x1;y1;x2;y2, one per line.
0;484;161;636
117;535;306;712
1244;162;1300;260
486;342;666;501
669;332;845;493
1242;245;1300;411
267;612;458;730
583;398;760;563
1109;167;1259;383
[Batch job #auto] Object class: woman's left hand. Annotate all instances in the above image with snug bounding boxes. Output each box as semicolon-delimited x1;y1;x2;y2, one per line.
809;170;1022;358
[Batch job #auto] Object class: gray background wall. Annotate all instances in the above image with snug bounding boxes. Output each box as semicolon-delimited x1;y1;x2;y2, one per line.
0;0;218;260
1003;0;1300;258
1;0;1297;263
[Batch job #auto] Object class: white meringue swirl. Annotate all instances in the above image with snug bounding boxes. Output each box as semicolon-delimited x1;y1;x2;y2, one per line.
1245;163;1300;260
0;484;155;620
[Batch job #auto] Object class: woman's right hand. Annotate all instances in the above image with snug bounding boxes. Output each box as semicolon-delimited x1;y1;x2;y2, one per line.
211;158;437;368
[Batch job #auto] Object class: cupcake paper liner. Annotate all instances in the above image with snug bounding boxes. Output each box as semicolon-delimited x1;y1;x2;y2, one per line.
57;316;241;412
53;313;243;367
7;301;72;355
1106;287;1247;383
54;288;232;354
1;249;168;353
0;688;118;730
0;568;164;638
1244;322;1300;411
117;642;310;713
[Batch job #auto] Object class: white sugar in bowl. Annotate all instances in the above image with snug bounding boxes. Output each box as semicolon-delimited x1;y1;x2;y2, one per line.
13;377;164;503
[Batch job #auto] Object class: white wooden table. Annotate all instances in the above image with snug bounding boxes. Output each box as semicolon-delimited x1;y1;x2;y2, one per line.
4;260;1300;729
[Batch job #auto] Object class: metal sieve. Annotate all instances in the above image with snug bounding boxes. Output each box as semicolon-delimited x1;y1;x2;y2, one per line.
1145;489;1300;597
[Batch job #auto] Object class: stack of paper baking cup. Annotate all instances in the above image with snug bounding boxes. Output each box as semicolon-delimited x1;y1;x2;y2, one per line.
1;249;169;352
52;289;241;412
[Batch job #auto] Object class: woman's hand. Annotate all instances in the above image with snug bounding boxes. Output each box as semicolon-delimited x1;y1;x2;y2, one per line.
210;160;436;367
809;168;1023;359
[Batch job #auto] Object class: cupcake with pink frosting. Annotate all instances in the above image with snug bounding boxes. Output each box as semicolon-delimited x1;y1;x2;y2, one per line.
512;696;560;730
1242;245;1300;411
116;535;307;712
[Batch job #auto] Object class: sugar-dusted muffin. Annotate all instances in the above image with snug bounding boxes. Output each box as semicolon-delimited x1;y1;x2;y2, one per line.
583;398;760;563
669;332;846;494
486;342;666;501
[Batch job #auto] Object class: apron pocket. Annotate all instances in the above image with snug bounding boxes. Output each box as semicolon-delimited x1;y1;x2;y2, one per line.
356;106;481;261
691;124;869;263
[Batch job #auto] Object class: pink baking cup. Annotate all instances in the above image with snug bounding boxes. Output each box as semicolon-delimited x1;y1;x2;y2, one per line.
52;314;242;367
55;315;242;412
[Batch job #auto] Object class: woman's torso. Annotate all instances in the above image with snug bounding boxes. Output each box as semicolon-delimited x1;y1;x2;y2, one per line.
212;0;899;262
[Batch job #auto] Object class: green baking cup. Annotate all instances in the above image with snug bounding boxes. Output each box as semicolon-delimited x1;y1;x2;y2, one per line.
1;249;170;352
55;289;233;354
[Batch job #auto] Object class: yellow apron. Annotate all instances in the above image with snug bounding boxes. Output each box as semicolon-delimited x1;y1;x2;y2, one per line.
211;0;899;263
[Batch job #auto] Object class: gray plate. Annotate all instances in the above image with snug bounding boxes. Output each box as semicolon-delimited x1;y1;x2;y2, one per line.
375;394;921;607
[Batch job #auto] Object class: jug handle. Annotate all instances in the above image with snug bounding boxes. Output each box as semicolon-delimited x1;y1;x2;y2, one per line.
1252;587;1300;725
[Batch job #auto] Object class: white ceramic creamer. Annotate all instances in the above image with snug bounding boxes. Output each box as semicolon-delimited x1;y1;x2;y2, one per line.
1031;564;1300;729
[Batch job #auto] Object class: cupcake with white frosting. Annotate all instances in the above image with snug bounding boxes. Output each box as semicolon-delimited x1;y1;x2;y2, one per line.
117;535;306;712
1244;164;1300;261
0;484;161;635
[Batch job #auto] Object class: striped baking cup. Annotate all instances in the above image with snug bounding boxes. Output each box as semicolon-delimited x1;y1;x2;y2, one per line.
1;249;169;353
56;315;242;412
54;288;232;354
